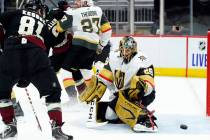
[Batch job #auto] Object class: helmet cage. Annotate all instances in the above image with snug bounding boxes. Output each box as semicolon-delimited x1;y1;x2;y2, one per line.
119;36;137;63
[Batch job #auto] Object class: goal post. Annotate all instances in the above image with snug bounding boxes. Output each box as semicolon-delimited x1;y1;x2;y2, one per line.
207;30;210;116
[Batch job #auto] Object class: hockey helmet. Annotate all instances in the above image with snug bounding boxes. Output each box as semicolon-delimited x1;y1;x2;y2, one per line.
24;0;46;17
58;0;69;10
119;36;137;63
24;0;43;11
74;0;94;7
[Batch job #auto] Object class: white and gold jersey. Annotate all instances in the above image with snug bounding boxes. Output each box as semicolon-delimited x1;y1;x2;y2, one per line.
57;6;112;50
98;50;154;93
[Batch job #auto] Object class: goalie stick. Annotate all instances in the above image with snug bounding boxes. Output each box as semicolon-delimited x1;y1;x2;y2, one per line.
86;99;108;128
24;88;42;131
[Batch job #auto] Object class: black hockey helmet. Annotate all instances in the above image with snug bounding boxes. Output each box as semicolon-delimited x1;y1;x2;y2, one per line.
58;0;69;10
24;0;48;18
24;0;43;11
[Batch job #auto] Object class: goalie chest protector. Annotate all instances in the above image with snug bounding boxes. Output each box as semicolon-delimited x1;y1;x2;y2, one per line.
108;50;152;90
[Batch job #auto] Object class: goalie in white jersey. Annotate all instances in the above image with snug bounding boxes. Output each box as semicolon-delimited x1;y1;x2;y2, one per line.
56;0;112;97
79;36;158;132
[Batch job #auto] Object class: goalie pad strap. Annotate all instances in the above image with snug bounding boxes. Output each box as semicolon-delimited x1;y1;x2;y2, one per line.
115;91;147;128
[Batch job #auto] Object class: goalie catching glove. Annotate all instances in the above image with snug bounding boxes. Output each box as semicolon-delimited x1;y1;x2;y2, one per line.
79;75;107;102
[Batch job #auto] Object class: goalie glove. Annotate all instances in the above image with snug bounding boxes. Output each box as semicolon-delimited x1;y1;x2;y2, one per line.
128;76;148;101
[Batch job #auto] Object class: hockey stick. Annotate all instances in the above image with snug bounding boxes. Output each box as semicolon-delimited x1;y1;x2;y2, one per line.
48;0;57;7
24;88;42;131
86;99;108;128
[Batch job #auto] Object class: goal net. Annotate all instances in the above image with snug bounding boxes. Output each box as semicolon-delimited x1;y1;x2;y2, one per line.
207;30;210;116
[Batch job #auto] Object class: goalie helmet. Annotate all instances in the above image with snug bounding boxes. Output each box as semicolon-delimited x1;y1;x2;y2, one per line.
119;36;137;63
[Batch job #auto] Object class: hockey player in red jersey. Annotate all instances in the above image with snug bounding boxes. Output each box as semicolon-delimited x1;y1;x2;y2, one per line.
79;36;158;132
0;0;73;139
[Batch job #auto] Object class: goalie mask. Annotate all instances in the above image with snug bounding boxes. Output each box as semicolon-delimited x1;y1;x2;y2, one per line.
119;36;137;63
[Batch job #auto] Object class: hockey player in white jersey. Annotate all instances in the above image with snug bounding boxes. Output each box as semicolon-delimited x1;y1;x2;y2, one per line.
56;0;112;97
79;36;158;132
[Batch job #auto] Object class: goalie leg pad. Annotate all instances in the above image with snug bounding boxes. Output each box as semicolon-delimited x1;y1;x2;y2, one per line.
115;91;147;128
79;75;98;102
85;81;107;102
79;75;107;102
78;75;97;102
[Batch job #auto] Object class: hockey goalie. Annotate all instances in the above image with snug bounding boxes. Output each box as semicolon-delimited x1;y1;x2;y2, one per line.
79;36;158;132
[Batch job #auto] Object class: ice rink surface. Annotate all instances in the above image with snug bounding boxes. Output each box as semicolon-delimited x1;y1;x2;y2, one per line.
0;76;210;140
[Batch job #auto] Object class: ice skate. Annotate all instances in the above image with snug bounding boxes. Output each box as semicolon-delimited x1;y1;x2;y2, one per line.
0;121;17;139
133;114;158;133
52;121;73;140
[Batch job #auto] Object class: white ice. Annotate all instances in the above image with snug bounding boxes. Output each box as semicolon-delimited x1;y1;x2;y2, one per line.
0;76;210;140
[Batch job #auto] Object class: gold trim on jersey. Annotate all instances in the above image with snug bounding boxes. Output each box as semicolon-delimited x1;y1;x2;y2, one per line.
98;68;114;83
74;36;99;44
56;21;64;33
101;22;112;33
